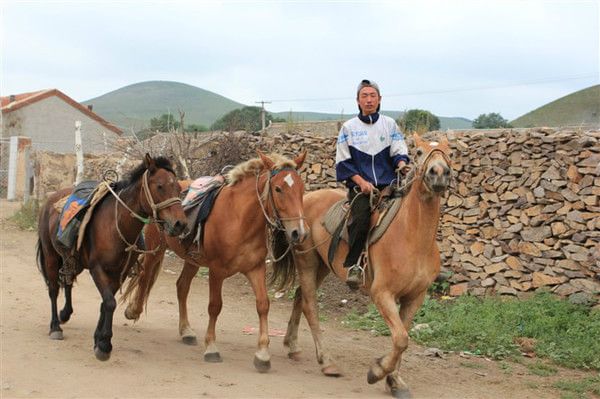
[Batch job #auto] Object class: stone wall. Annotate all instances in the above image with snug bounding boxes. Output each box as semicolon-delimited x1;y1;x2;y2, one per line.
265;128;600;301
33;127;600;300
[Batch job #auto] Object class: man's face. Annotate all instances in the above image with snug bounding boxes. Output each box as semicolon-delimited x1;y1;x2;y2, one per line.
357;86;381;115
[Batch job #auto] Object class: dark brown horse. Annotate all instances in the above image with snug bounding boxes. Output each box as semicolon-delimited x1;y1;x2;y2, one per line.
37;154;187;361
122;151;307;372
283;135;453;397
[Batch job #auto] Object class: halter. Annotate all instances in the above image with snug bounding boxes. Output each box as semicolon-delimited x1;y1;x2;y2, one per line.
255;166;305;263
105;169;182;256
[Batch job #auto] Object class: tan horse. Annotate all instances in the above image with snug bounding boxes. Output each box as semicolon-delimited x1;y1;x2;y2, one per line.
283;134;452;398
122;151;307;372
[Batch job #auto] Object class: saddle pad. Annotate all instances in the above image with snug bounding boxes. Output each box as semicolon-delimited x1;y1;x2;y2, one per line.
183;185;222;246
57;181;99;247
321;196;403;246
76;182;110;250
182;175;225;209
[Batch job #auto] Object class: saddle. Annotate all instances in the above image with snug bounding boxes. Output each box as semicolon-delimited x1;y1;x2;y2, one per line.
181;175;225;246
56;181;100;248
323;188;403;266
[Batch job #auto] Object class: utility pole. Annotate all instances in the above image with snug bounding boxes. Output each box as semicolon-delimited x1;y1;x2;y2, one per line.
255;100;271;134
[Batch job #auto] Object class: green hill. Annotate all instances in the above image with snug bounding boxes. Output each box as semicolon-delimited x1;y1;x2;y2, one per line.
83;81;245;131
84;80;472;132
273;110;472;130
511;85;600;128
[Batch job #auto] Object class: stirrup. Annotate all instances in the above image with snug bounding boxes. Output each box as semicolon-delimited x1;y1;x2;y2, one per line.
346;263;365;290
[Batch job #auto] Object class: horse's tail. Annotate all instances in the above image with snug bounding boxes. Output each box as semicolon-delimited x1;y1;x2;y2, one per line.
36;239;50;287
120;254;161;312
267;229;296;292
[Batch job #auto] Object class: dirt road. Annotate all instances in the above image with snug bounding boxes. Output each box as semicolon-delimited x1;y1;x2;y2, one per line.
0;214;592;398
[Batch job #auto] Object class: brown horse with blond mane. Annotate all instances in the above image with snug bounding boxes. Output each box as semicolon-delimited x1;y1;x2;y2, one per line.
282;134;452;398
122;151;307;372
37;154;187;361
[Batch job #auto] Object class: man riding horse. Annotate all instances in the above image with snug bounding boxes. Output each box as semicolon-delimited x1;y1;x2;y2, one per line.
335;79;410;288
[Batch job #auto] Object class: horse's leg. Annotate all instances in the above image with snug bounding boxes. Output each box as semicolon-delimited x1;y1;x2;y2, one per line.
384;292;426;399
44;250;64;340
283;285;303;359
245;266;271;373
367;291;408;389
297;261;341;376
89;266;118;361
203;270;223;363
177;260;200;345
59;282;73;324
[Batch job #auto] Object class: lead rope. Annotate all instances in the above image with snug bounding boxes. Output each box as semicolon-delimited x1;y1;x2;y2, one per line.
105;170;180;286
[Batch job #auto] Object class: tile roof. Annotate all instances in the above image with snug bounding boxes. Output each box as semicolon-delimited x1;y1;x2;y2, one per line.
1;89;123;135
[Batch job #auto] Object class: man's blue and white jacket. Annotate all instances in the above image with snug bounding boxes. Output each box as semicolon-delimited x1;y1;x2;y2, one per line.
335;115;409;189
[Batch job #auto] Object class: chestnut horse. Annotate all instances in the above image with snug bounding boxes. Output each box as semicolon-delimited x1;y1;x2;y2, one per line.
37;154;187;361
283;135;452;398
122;151;307;372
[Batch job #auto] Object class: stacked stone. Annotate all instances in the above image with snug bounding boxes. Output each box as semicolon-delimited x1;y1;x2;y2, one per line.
423;128;599;300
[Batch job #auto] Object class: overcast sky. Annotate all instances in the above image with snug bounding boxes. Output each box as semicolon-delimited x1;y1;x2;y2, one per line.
1;0;598;120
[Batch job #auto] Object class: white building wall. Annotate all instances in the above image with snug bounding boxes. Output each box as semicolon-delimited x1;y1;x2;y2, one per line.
1;96;119;153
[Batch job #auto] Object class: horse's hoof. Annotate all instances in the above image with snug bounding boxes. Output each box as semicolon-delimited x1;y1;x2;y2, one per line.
367;369;380;384
124;306;140;321
253;356;271;373
49;330;64;340
287;351;302;361
59;311;71;324
389;387;412;399
94;347;111;361
204;352;223;363
321;365;342;377
182;335;198;346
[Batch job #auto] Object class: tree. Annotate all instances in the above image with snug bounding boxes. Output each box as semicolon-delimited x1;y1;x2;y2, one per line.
150;113;180;132
397;109;440;134
472;113;511;129
211;106;283;133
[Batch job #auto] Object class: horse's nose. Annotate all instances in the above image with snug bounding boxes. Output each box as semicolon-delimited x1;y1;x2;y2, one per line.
172;220;187;235
290;226;307;244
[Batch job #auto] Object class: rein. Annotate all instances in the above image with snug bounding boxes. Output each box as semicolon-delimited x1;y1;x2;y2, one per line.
104;169;182;283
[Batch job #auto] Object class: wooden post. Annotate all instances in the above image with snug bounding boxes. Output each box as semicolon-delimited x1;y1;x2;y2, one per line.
75;121;84;185
6;136;18;200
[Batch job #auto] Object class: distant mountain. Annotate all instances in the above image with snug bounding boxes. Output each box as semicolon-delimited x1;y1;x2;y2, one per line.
273;110;472;130
84;80;472;132
83;81;245;131
511;85;600;128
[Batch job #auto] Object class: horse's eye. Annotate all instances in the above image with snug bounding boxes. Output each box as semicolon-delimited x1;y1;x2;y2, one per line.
275;186;283;193
157;184;163;190
416;149;423;157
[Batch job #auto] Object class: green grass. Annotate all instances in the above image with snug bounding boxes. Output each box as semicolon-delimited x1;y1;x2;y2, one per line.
527;361;558;376
344;292;600;370
553;375;600;399
511;84;599;128
9;199;39;230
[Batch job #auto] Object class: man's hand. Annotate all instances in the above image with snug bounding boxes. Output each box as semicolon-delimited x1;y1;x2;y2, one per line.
351;175;375;194
396;161;410;175
358;180;375;194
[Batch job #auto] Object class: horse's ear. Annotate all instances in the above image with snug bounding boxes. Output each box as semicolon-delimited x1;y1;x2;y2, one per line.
257;150;275;170
294;151;307;170
413;133;422;146
144;153;157;172
439;135;450;149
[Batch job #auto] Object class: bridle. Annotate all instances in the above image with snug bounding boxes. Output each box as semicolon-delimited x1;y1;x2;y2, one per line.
105;169;182;254
255;167;305;263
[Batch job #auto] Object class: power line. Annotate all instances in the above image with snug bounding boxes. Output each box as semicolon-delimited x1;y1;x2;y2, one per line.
268;73;598;104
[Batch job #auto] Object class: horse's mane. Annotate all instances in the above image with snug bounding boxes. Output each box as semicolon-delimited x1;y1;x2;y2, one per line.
226;153;297;186
113;156;175;191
